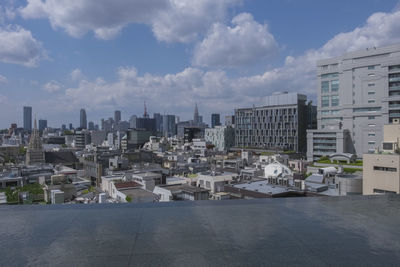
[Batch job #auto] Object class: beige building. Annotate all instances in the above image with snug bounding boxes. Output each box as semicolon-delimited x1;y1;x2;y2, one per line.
363;120;400;195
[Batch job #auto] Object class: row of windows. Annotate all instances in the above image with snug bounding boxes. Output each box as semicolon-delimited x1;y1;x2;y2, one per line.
321;72;339;79
373;166;397;172
321;80;339;93
321;110;340;115
321;95;339;107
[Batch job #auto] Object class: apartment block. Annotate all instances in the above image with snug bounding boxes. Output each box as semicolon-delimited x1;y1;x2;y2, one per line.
307;44;400;160
363;121;400;195
235;92;311;152
205;126;235;152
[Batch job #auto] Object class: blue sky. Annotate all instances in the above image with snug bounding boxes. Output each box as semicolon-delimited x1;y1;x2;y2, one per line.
0;0;400;128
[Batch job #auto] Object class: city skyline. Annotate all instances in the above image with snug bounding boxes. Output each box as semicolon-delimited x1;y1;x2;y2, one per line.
1;1;400;128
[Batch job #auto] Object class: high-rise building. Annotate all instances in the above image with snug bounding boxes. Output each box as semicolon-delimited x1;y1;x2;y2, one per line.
38;119;47;132
80;108;87;129
26;119;45;165
307;44;400;160
235;92;309;152
211;114;221;128
129;115;137;129
162;115;176;137
114;110;121;123
88;121;95;131
69;123;73;130
23;106;32;131
153;113;163;132
61;124;66;131
194;103;200;125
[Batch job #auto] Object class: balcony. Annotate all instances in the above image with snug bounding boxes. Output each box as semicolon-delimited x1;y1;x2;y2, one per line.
389;86;400;92
389;77;400;82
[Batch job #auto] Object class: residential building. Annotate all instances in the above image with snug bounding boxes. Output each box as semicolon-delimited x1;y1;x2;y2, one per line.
205;126;235;152
308;44;400;160
23;106;32;131
74;131;91;150
80;108;87;129
196;171;236;194
235;92;310;152
363;120;400;195
211;113;221;128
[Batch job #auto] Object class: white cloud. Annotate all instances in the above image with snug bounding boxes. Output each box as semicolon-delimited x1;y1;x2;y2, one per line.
43;80;62;92
0;75;7;83
70;68;86;82
19;0;240;42
0;25;45;67
151;0;241;43
193;13;279;67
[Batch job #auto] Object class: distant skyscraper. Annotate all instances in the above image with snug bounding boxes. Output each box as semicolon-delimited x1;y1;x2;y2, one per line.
153;113;163;132
88;121;95;130
129;115;137;129
194;103;199;124
162;115;176;137
211;114;221;128
69;123;73;130
61;124;66;131
114;110;121;123
38;119;47;132
23;106;32;131
80;108;87;129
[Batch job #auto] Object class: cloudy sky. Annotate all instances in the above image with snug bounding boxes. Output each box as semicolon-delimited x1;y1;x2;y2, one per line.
1;0;400;128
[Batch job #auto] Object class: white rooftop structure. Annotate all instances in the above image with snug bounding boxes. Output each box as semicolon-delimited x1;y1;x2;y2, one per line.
264;161;292;178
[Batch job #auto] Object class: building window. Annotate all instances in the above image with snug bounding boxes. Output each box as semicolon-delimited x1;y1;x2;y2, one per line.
331;95;339;107
368;66;375;70
353;107;381;112
368;124;376;127
368;83;375;87
368;99;375;104
331;80;339;92
321;110;329;115
368;116;375;120
368;132;375;137
321;73;338;79
373;166;397;172
373;189;396;194
321;81;329;93
322;96;329;107
368;73;375;77
368;141;375;145
368;91;375;95
331;110;339;114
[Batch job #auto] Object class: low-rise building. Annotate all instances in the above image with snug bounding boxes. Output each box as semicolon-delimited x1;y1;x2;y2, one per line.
196;171;236;194
153;184;209;202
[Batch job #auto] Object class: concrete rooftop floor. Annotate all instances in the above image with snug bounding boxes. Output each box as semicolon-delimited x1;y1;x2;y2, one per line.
1;195;400;266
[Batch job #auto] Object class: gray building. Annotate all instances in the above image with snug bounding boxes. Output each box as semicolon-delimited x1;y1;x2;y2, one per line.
38;119;47;132
88;121;95;131
211;113;221;128
23;106;32;131
114;110;121;123
225;115;235;126
307;44;400;160
80;108;87;129
235;92;309;152
205;126;235;152
153;113;163;132
162;114;176;137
